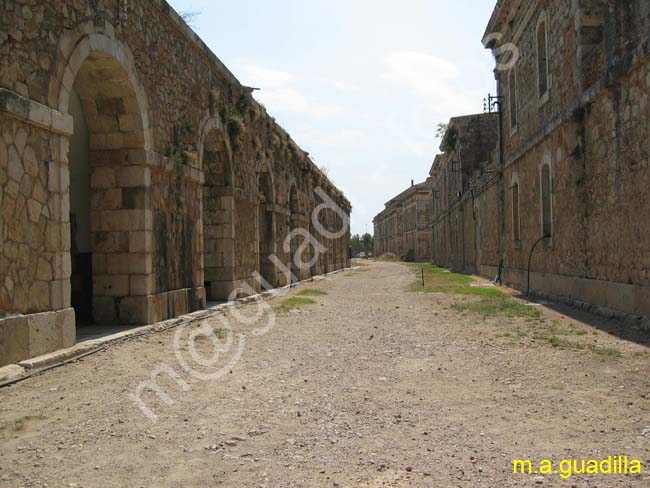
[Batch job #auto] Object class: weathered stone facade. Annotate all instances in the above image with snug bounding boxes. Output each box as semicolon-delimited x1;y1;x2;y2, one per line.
373;181;432;262
430;114;500;274
430;0;650;321
0;0;350;366
483;0;650;318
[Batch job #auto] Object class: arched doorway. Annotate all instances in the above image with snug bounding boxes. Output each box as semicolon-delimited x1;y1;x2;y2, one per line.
201;126;235;301
308;195;318;278
257;163;276;289
64;48;150;326
288;183;300;284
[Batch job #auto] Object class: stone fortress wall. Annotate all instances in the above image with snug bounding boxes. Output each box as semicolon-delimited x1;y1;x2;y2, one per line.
0;0;351;366
375;0;650;323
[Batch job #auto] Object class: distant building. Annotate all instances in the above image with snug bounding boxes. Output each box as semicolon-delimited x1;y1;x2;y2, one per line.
373;180;432;262
430;114;499;273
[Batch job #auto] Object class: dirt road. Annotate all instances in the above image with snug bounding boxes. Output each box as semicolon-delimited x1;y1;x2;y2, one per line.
1;262;649;487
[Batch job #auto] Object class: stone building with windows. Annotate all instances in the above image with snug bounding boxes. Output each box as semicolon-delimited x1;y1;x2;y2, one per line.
429;0;650;322
430;114;500;274
479;0;650;318
373;180;432;262
0;0;350;367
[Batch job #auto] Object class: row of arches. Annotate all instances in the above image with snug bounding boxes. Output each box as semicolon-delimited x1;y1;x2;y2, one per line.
57;23;340;331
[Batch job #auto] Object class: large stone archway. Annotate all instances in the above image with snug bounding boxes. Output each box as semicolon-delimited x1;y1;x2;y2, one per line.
200;117;236;301
55;29;155;326
257;161;276;289
288;182;299;283
0;5;350;367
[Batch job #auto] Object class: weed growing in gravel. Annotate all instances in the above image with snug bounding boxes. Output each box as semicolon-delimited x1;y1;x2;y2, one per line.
541;336;622;357
507;318;622;358
274;297;316;312
532;320;588;341
9;416;46;431
408;263;503;296
453;296;542;319
194;329;229;341
592;346;623;357
297;289;328;296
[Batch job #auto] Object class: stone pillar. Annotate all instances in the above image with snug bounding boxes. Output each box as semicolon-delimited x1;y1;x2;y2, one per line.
0;89;76;366
90;162;155;324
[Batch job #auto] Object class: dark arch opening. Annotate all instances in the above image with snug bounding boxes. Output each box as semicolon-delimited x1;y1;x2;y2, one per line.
257;164;275;289
68;51;148;329
202;128;235;301
288;183;301;283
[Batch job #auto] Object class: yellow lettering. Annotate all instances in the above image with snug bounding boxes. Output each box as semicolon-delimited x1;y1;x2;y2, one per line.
600;456;612;474
573;460;586;474
559;460;572;479
513;460;532;474
539;460;553;474
629;460;642;475
586;460;599;474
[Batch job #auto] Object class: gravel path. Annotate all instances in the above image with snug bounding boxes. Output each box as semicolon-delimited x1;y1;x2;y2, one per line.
0;261;649;487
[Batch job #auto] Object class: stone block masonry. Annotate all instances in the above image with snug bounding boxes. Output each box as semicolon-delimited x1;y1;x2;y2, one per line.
0;0;350;366
373;181;432;262
426;0;650;323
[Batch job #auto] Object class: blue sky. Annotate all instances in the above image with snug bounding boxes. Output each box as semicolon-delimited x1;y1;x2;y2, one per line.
168;0;498;236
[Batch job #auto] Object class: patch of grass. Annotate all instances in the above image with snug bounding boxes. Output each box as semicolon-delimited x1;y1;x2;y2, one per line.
453;296;542;319
547;336;582;349
11;415;46;431
533;320;589;341
297;289;328;297
407;263;503;296
592;346;622;358
273;297;316;312
542;336;622;357
516;320;623;358
194;329;229;342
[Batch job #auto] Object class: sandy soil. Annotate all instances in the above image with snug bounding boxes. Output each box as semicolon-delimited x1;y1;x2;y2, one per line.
0;261;649;487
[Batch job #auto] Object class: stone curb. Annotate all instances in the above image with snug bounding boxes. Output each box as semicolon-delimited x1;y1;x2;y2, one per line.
1;268;352;383
0;364;27;383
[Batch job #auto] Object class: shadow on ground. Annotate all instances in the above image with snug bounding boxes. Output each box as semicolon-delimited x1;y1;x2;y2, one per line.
514;293;650;349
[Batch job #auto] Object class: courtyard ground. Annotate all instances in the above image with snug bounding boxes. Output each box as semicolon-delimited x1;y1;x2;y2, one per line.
0;261;649;487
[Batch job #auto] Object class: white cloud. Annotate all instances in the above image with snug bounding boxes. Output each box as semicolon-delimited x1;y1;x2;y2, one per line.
329;80;360;92
234;61;342;117
292;125;368;149
235;63;297;88
254;88;341;117
381;50;479;114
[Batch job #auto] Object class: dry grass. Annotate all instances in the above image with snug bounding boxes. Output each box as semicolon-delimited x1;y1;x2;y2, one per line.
273;297;317;313
2;415;46;433
453;296;542;319
297;289;328;297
